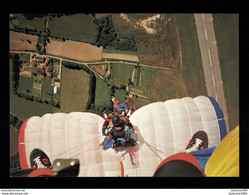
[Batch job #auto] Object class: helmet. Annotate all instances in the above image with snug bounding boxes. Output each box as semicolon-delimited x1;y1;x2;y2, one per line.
112;115;120;127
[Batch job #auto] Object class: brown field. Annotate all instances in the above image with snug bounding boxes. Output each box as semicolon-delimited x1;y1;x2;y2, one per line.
103;52;139;62
46;39;103;62
10;31;38;51
89;64;105;75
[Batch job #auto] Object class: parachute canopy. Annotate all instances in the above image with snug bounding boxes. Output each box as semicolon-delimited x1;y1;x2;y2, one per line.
18;96;226;176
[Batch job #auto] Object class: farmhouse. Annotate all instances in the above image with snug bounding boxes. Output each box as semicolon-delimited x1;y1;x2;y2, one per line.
30;56;53;78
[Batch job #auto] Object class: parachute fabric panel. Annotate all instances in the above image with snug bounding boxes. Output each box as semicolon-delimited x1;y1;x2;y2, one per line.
18;96;225;177
128;96;224;176
208;96;227;140
19;112;123;176
204;126;239;177
18;118;30;169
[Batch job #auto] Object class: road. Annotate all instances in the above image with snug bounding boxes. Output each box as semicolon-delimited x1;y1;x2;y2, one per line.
194;14;230;131
10;50;174;81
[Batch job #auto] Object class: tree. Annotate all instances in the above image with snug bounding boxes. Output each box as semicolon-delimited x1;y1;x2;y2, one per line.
128;78;134;86
10;115;18;126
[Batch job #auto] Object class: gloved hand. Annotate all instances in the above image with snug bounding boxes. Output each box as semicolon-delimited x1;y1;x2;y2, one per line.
104;128;112;135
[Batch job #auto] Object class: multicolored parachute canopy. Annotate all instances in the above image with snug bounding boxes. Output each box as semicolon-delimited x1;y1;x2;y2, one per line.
18;96;227;176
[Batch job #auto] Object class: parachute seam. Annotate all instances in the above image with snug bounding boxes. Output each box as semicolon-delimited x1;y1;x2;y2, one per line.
47;114;51;164
151;107;161;167
181;98;193;138
164;102;176;154
193;97;206;140
65;114;69;159
99;117;106;176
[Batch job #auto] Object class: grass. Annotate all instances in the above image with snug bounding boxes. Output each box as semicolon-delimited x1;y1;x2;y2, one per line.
10;126;19;155
59;65;90;113
213;14;239;130
95;76;110;105
174;14;207;97
111;63;134;85
49;14;98;43
111;13;206;103
41;77;53;101
141;67;185;102
18;76;33;93
10;88;56;121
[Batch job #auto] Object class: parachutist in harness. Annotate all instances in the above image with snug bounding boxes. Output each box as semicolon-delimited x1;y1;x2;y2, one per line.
111;93;135;118
101;114;137;150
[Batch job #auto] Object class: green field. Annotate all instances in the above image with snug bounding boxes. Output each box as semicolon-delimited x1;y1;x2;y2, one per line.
142;68;185;102
111;63;134;85
49;14;98;43
41;77;53;101
213;14;239;130
12;14;46;32
103;48;138;55
95;76;110;105
59;65;90;113
18;76;33;93
174;14;207;97
10;126;19;155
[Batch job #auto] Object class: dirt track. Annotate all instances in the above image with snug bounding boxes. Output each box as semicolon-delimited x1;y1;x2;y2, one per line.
102;52;139;62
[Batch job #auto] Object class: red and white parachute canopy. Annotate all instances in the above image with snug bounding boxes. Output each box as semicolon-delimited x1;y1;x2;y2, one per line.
18;96;226;176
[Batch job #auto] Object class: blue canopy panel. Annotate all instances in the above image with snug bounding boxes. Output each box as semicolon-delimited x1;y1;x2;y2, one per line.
208;96;227;140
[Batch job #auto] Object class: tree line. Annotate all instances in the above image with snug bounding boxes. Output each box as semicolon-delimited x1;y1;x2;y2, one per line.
93;15;137;52
10;114;23;130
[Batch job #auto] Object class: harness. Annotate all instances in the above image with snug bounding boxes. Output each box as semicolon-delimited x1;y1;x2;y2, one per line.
101;127;137;150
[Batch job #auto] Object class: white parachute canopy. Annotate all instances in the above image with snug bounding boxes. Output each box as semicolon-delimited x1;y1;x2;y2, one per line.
18;96;226;176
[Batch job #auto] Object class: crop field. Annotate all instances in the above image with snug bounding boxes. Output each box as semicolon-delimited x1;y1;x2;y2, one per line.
46;39;103;62
213;14;239;130
10;31;38;51
48;14;98;43
59;65;90;113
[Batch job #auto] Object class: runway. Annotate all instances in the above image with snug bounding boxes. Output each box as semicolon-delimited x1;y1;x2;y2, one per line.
194;14;230;131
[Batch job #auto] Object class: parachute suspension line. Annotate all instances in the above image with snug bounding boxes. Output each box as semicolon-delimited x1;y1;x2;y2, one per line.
64;135;103;159
67;144;96;159
82;140;94;176
135;130;165;161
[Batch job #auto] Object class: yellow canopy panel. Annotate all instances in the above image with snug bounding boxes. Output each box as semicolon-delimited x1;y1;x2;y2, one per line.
205;126;239;177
